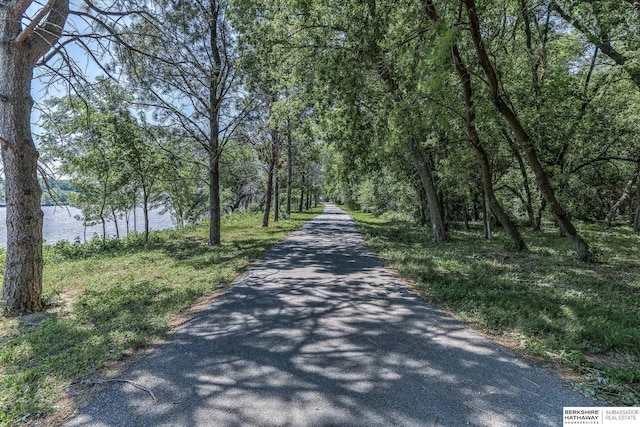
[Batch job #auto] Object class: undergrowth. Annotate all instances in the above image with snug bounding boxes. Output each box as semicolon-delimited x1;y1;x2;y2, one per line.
347;208;640;406
0;207;323;426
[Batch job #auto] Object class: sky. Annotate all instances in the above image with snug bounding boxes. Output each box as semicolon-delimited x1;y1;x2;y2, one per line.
30;1;112;140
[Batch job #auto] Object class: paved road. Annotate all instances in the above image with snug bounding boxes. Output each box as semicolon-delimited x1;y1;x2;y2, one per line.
66;204;596;426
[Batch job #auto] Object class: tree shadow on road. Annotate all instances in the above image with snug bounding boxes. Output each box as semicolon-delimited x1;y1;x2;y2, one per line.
66;207;595;427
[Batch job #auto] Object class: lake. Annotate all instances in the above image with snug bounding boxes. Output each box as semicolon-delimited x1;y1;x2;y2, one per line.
0;206;175;248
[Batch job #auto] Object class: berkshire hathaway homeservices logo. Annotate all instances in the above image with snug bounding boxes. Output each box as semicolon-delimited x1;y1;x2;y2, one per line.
564;407;639;426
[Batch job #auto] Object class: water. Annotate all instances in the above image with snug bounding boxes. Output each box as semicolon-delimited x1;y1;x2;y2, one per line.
0;206;175;248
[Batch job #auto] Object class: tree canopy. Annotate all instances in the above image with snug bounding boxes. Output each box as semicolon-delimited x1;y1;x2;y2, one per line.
2;0;640;313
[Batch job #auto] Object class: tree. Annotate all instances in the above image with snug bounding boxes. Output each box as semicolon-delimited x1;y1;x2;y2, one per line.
119;0;249;246
40;82;161;243
462;0;592;261
1;0;69;314
420;0;526;250
153;129;209;227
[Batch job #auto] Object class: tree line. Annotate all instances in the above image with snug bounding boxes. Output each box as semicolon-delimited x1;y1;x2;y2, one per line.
1;0;639;313
293;0;638;258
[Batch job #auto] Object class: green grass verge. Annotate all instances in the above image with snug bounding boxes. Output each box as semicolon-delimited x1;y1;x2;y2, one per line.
345;208;640;406
0;207;323;426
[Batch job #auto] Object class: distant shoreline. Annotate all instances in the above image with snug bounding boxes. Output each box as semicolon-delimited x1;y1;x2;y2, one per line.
0;204;71;208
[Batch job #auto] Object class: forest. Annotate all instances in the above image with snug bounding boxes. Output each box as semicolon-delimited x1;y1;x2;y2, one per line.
0;0;639;423
26;0;640;259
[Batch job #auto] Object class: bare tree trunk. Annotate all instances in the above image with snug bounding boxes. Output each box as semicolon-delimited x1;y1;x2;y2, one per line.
483;191;492;240
142;188;150;242
262;157;275;228
299;173;305;212
286;122;292;217
472;191;480;221
1;139;43;314
408;137;449;242
111;207;120;239
101;214;106;244
1;0;68;316
415;180;429;226
464;0;592;261
209;147;221;244
273;162;279;222
502;129;536;227
452;44;527;250
208;1;222;246
605;163;640;227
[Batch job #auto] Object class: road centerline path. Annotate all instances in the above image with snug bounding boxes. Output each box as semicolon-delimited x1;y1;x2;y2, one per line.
66;204;595;427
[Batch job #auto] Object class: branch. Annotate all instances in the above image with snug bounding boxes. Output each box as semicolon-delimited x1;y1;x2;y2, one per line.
550;1;630;69
29;0;70;61
16;0;55;43
570;156;640;174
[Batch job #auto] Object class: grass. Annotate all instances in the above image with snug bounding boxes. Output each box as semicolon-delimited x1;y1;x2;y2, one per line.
345;208;640;406
0;207;323;426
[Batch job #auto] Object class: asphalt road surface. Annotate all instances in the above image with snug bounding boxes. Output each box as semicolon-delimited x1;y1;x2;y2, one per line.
66;204;596;426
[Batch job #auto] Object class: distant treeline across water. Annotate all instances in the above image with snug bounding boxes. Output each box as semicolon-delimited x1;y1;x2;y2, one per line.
0;206;174;248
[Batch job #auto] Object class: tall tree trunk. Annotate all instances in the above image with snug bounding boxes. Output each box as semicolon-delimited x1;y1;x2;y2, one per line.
111;207;120;239
415;179;429;226
463;0;592;261
101;214;106;244
209;147;221;244
463;204;470;230
0;50;43;314
452;44;527;250
1;0;68;316
262;159;274;227
408;137;448;242
273;161;279;222
472;190;480;221
502;129;536;227
370;30;448;242
483;191;492;240
299;173;305;212
604;163;640;227
1;136;43;314
208;1;222;246
286;122;293;217
142;188;150;242
306;189;310;210
133;198;137;232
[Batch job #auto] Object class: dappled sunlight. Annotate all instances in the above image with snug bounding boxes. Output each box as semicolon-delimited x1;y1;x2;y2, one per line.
66;205;593;427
